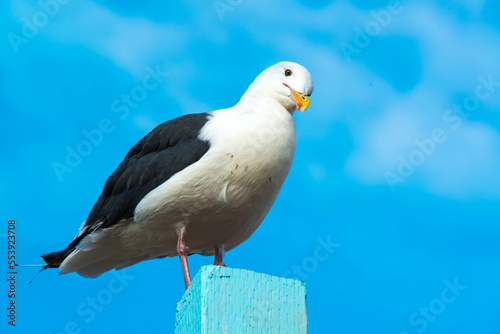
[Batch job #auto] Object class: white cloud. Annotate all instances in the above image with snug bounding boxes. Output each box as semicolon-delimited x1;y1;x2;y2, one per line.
345;107;425;184
423;122;500;198
396;2;500;92
339;1;500;198
18;0;190;78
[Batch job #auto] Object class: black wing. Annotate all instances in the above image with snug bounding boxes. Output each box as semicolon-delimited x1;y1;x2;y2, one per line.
41;113;211;268
86;112;211;229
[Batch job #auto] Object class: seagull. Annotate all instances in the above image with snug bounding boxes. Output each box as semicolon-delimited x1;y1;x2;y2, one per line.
41;61;314;289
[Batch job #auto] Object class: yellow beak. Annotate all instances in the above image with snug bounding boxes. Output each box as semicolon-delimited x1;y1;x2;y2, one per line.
283;83;311;112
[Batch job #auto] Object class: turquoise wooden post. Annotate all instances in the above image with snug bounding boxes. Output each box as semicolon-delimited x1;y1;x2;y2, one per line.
174;265;307;333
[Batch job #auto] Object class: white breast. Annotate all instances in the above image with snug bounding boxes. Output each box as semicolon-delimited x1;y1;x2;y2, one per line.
130;104;297;257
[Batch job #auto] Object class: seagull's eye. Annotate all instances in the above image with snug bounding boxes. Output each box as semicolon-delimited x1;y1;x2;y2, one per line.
285;69;292;76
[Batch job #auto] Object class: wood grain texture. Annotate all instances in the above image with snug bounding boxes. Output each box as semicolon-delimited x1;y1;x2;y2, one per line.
175;266;307;333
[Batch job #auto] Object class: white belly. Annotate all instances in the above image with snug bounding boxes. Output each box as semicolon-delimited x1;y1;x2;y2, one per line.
131;108;297;256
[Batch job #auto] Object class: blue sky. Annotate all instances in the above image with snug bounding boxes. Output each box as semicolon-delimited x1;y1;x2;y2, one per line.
2;0;500;333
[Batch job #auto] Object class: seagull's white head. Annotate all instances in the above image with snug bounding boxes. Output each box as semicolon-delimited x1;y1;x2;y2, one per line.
245;61;314;114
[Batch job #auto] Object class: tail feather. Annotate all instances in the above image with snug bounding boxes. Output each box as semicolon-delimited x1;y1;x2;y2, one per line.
59;245;145;278
41;250;67;268
40;221;101;271
24;249;73;284
38;220;147;279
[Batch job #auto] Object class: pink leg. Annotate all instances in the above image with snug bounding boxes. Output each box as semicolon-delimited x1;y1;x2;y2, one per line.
214;245;226;267
177;231;191;290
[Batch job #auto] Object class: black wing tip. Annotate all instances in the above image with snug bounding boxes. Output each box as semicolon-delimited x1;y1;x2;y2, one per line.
26;250;67;284
41;250;65;268
20;251;64;285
